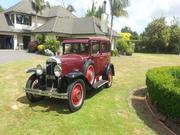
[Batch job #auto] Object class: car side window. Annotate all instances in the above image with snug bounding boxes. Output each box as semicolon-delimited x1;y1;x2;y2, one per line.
101;42;109;53
92;42;99;54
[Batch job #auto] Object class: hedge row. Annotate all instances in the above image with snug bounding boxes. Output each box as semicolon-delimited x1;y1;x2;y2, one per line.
146;66;180;120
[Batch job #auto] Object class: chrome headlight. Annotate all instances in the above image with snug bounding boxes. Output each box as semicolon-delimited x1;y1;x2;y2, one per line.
36;64;43;75
54;64;62;77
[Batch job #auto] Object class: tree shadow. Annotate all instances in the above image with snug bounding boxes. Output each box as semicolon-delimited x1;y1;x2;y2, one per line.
131;88;172;135
17;87;105;114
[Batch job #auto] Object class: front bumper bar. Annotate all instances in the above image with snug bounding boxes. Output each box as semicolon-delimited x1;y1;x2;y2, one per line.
24;88;68;99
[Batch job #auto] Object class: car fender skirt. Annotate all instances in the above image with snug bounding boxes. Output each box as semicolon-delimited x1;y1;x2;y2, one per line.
26;68;37;73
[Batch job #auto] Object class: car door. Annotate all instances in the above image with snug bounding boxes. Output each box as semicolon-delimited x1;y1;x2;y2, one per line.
91;41;103;75
100;41;111;74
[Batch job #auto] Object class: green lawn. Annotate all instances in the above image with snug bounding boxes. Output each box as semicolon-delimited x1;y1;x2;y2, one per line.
0;53;179;135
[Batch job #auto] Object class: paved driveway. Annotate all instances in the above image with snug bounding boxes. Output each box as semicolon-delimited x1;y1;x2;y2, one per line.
0;50;42;64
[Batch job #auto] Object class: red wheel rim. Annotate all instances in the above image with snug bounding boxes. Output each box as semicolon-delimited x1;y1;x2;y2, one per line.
86;65;95;85
108;71;112;86
71;83;84;107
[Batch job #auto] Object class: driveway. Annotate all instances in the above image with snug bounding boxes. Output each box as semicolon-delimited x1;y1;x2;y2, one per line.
0;50;43;64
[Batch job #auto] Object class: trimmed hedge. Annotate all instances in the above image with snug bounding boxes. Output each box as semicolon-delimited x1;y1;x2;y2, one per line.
146;66;180;120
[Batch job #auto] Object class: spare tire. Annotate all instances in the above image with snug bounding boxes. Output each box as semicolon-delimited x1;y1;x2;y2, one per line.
83;61;96;85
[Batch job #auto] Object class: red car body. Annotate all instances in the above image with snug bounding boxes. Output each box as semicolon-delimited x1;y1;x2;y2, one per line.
60;37;111;77
25;37;115;112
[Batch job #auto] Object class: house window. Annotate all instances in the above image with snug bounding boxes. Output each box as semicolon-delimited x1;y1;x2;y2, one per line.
11;14;14;24
16;14;32;26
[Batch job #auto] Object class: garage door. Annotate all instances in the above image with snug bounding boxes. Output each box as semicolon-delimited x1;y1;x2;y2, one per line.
0;35;14;49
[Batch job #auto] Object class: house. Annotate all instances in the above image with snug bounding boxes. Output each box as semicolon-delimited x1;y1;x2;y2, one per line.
0;0;119;50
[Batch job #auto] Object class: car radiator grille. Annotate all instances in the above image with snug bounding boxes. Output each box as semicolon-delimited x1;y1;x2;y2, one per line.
46;62;56;75
46;62;57;88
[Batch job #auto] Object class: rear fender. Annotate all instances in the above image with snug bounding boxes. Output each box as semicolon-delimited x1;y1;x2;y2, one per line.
104;63;115;77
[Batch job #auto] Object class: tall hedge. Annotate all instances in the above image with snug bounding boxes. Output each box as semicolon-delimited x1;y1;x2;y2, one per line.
146;66;180;120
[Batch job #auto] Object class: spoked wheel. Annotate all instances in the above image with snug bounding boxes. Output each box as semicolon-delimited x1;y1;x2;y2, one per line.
105;70;113;88
67;79;86;112
26;74;44;102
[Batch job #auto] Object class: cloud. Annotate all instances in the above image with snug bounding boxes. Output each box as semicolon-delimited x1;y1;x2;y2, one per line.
113;0;180;33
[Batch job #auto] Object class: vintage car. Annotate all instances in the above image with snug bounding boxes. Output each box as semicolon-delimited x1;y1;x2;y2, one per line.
24;37;115;112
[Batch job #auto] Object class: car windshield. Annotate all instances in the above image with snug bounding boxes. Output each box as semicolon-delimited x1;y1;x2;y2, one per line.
63;43;89;55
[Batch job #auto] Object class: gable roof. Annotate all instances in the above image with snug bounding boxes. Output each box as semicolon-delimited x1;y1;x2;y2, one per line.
5;0;76;18
33;16;119;37
0;13;13;32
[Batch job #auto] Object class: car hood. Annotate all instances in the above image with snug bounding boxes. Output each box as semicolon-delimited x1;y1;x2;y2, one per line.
59;54;85;63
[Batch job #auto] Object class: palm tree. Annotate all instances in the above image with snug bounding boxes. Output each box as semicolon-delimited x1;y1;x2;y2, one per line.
0;5;4;12
109;0;129;41
85;2;103;19
66;5;75;13
31;0;50;28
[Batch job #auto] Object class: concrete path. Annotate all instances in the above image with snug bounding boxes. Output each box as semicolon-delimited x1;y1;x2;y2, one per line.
0;50;42;64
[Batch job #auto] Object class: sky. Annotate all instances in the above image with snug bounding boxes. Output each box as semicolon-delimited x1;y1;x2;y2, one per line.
1;0;180;33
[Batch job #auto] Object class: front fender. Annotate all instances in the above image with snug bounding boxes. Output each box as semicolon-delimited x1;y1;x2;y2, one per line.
26;68;37;73
65;71;91;87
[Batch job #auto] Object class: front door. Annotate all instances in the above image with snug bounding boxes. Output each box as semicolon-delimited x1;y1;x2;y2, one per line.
23;36;31;49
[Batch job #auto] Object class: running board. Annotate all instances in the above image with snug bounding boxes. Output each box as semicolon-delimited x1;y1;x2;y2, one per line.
93;80;108;89
24;88;68;99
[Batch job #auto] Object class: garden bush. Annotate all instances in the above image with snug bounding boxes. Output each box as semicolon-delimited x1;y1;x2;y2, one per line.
146;66;180;121
37;44;45;54
111;49;119;56
28;41;39;53
117;39;135;56
44;39;60;54
36;34;44;44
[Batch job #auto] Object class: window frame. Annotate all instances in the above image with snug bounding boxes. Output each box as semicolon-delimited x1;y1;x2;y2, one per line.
91;41;100;54
16;13;32;26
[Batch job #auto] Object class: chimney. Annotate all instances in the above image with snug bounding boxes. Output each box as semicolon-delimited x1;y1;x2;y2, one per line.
103;0;107;13
101;1;108;33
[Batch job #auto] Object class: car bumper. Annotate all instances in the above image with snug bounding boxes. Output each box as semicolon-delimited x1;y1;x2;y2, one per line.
24;88;68;99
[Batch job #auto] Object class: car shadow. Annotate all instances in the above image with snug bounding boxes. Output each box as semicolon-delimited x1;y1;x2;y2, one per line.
17;87;105;114
17;96;70;114
131;88;172;135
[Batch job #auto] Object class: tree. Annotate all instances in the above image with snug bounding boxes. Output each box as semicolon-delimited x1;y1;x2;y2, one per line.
31;0;50;28
145;17;171;52
109;0;129;41
169;23;180;54
0;5;4;12
85;2;103;19
121;26;139;40
66;5;75;13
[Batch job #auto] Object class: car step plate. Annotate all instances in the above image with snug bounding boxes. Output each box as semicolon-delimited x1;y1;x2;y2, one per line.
93;80;108;89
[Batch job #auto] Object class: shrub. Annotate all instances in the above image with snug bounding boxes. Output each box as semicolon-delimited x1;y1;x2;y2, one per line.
44;39;60;54
37;44;45;54
117;39;135;55
111;49;119;56
28;41;39;53
117;39;128;52
36;34;44;44
146;66;180;121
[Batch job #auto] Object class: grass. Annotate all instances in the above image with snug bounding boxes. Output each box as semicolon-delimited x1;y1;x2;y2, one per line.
0;53;179;135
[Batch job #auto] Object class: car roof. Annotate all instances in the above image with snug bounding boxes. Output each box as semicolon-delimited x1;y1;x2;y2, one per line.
63;37;110;43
